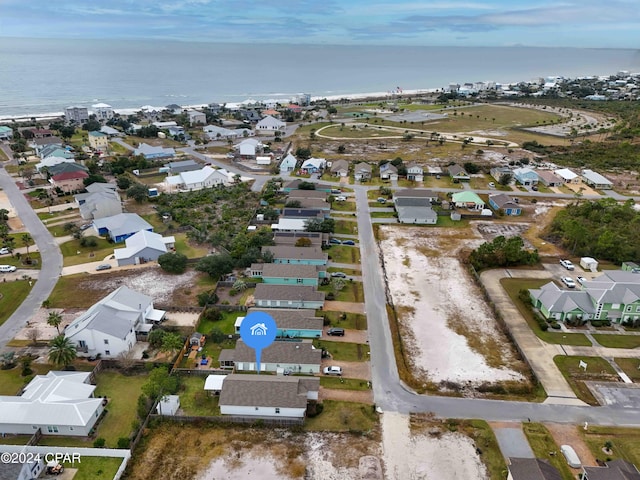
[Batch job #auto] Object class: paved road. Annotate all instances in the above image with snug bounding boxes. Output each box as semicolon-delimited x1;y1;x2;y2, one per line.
0;167;63;350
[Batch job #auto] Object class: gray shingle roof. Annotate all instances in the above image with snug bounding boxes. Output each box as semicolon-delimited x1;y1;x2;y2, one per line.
273;231;326;246
261;246;327;261
253;284;325;302
231;339;322;365
219;374;319;409
508;458;563;480
583;459;640;480
248;308;323;330
253;263;320;279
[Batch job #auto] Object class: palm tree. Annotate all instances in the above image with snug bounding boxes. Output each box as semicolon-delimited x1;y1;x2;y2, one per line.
21;233;33;262
47;311;63;335
48;335;77;368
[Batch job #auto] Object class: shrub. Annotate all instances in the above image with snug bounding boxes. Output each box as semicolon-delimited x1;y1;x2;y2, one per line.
93;438;106;448
117;437;131;449
197;290;218;307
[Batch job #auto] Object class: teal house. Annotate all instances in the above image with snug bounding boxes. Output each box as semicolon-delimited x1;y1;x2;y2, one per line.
261;246;328;266
236;308;323;339
250;263;324;286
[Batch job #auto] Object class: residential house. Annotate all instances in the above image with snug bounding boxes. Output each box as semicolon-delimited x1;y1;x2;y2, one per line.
113;230;175;266
330;159;349;177
507;458;562;480
35;156;76;173
0;125;13;140
301;157;326;174
294;198;330;211
448;164;471;182
92;213;153;243
490;166;513;182
513;167;539;186
282;207;327;220
397;205;437;224
582;459;640;480
406;163;424;182
64;106;89;124
250;263;323;286
134;143;175;160
30;136;63;153
255;115;286;135
91;102;114;120
393;189;439;204
50;170;89;193
100;126;123;137
236;138;263;158
204;125;254;141
379;162;398;181
535;170;563;187
39;144;73;160
167;126;188;139
392;189;438;224
187;109;206;126
0;447;44;479
272;231;328;247
45;162;88;178
0;371;104;436
219;374;320;419
253;284;325;309
582;169;613;189
282;179;333;193
165;166;229;191
65;286;165;357
488;193;522;216
220;339;322;374
279;153;298;174
354;162;372;181
238;308;323;339
75;184;122;220
88;131;109;151
152;121;177;129
262;246;328;265
554;168;581;184
287;189;329;201
164;159;201;174
29;128;54;138
451;191;485;210
270;218;308;232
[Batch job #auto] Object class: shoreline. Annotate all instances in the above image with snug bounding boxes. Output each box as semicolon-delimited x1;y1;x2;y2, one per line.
0;88;440;123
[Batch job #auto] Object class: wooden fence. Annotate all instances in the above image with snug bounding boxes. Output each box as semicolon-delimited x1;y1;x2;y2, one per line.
149;413;303;427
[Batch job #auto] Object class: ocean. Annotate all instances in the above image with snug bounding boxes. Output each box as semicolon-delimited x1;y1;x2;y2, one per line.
0;37;639;118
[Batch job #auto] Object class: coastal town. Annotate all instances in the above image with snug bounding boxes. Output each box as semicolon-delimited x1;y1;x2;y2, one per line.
1;70;640;479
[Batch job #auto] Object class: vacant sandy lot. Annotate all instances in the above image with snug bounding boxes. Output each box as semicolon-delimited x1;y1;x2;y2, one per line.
379;226;526;386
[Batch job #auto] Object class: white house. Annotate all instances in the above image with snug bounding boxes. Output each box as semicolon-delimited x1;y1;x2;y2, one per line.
406;163;424;182
236;138;262;157
301;157;326;173
255;115;286;135
219;374;319;419
0;371;104;436
91;103;114;121
65;286;165;358
554;168;581;184
582;169;613;190
187;110;206;126
279;153;298;174
114;230;175;266
165;166;229;191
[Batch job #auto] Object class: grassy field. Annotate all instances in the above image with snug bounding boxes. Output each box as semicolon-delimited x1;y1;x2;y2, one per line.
197;310;243;336
304;400;378;432
614;358;640;381
581;426;640;467
553;355;618;405
592;335;640;349
59;237;115;266
320;376;371;390
331;200;356;212
327;245;361;264
0;281;32;326
47;274;108;308
320;280;364;302
500;278;592;346
334;219;357;235
177;375;221;416
313;340;369;362
0;252;42;270
326;266;361;275
370;211;396;218
523;423;574;480
65;457;124;480
173;233;209;258
321;310;368;330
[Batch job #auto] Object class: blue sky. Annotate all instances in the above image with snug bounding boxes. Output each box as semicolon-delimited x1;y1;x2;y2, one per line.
0;0;638;47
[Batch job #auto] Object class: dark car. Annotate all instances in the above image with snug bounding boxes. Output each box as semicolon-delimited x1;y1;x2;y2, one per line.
96;264;112;271
329;238;342;245
327;327;345;337
342;240;355;246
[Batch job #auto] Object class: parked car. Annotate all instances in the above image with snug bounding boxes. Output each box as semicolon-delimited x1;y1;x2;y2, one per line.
331;189;342;194
342;240;356;246
79;223;92;231
377;197;387;204
0;247;9;255
331;272;347;278
561;277;576;288
327;327;345;337
0;265;17;273
335;195;347;202
96;264;112;271
576;276;587;285
560;445;581;468
329;238;342;245
488;182;495;188
560;259;575;270
323;366;342;376
531;185;539;191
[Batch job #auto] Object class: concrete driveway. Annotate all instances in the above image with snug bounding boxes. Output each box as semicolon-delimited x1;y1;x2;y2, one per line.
491;423;534;459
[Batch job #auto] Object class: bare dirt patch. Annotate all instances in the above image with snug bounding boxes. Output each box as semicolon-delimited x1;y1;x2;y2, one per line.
546;423;597;467
379;226;527;389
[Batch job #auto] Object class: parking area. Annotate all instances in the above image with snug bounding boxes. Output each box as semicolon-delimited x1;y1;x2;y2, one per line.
586;382;640;408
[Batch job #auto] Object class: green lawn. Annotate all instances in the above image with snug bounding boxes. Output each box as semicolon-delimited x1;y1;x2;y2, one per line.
581;426;640;467
304;400;377;432
59;237;115;266
553;355;618;405
48;224;73;237
326;266;360;275
370;211;396;218
331;201;356;212
614;358;640;381
197;310;244;336
173;233;210;258
64;457;123;480
0;281;32;326
321;311;367;330
523;423;574;480
500;278;592;346
334;219;357;235
320;376;370;390
48;274;110;308
320;280;364;302
313;340;369;361
0;362;52;395
177;375;221;416
0;252;41;270
592;335;640;349
327;245;361;264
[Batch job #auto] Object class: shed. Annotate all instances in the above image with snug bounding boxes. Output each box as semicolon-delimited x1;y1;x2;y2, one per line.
580;257;598;272
190;332;204;347
156;395;180;416
204;374;227;395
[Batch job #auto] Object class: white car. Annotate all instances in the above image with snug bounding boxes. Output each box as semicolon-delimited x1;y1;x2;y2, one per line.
576;276;587;285
335;195;347;202
560;259;575;270
0;265;17;273
488;182;495;188
0;247;9;255
561;277;576;288
323;366;343;376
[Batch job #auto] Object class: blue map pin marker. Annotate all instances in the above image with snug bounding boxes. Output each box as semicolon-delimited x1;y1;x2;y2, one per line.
239;311;277;374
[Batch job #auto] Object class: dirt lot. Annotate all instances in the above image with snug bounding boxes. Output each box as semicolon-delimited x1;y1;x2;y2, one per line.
546;423;597;467
378;226;529;389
